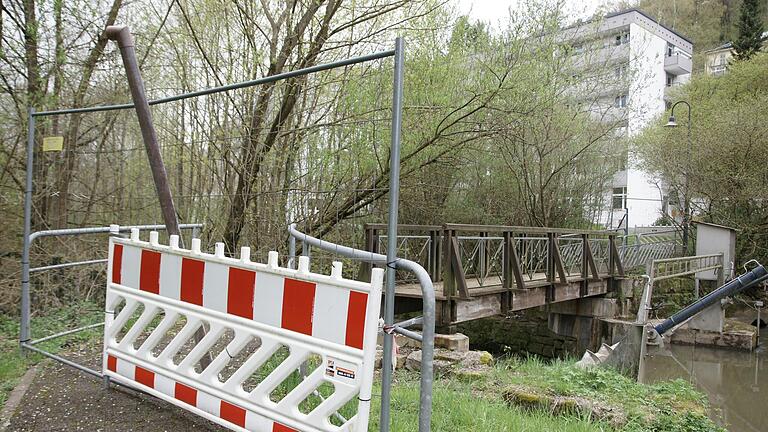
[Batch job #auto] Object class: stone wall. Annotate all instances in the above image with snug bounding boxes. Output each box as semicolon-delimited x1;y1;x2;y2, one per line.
458;309;578;359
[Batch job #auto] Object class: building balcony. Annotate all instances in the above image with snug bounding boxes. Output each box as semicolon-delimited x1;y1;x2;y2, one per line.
664;54;692;75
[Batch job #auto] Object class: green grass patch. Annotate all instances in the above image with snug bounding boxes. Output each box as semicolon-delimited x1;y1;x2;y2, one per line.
0;302;103;407
367;374;609;432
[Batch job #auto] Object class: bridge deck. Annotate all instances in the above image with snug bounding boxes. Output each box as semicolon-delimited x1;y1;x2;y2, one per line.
393;273;616;326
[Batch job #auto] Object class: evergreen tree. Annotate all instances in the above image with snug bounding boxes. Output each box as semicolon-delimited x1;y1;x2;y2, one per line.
732;0;765;61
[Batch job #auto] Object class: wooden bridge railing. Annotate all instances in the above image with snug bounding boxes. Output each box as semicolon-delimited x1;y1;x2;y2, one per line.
359;223;625;300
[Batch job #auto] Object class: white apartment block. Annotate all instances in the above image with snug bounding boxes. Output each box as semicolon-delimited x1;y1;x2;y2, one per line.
561;9;693;229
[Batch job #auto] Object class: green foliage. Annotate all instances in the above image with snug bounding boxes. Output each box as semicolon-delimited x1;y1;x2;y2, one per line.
732;0;765;61
635;52;768;265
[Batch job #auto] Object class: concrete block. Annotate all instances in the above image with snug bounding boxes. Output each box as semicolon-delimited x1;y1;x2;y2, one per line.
688;302;725;333
405;350;453;373
434;332;470;352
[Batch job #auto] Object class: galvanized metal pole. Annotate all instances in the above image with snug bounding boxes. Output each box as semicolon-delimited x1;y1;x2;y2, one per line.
288;235;296;270
380;36;404;432
20;107;35;346
106;26;180;239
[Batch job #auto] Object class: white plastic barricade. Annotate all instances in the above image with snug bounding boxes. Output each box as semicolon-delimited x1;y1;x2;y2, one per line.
102;229;384;432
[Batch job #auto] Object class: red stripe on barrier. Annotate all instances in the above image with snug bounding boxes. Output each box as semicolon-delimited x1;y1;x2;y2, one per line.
180;258;205;305
227;267;255;319
134;366;155;388
140;250;161;294
220;401;246;428
281;278;316;336
174;382;197;407
107;355;117;372
112;244;123;284
345;291;368;349
273;422;298;432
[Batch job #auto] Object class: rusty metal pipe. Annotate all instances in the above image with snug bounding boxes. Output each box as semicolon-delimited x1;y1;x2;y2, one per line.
106;25;180;239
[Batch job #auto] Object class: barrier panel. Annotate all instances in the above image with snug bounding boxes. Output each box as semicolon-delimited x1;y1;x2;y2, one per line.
103;229;383;432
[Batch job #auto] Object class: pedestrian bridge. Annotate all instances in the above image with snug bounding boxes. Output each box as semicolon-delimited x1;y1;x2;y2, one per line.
357;224;680;330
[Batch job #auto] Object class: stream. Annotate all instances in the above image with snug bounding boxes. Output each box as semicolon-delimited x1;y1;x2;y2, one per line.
643;309;767;432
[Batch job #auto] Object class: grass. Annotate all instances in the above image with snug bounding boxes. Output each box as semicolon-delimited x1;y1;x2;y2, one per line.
0;301;103;406
370;377;609;432
0;304;721;432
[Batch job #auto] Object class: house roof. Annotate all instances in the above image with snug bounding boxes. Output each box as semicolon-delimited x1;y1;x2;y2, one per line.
704;31;768;53
604;8;694;45
693;221;740;232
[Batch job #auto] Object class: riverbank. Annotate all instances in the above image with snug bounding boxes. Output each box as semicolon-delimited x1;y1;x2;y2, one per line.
0;304;721;431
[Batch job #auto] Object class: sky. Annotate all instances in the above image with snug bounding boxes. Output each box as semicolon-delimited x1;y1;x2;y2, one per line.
457;0;614;28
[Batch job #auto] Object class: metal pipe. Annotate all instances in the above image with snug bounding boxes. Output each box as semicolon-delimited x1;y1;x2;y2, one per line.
33;50;395;117
106;25;180;240
29;322;105;345
21;343;103;378
390;326;423;342
20;107;35;345
288;235;296;270
381;36;405;432
655;265;768;335
29;223;203;243
288;224;434;432
393;316;423;329
30;258;108;273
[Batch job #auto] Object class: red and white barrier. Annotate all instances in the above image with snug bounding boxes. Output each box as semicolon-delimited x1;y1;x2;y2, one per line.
103;229;384;432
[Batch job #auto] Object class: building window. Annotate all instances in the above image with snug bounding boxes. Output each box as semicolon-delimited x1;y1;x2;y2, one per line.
666;73;675;86
667;43;676;57
612;187;627;210
615;32;630;46
614;94;627;108
614;64;628;79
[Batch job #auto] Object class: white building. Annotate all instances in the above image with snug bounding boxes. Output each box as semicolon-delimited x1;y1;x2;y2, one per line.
704;31;767;76
561;9;693;229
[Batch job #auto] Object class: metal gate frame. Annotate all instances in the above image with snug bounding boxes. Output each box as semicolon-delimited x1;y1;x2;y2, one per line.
21;36;434;432
19;223;203;378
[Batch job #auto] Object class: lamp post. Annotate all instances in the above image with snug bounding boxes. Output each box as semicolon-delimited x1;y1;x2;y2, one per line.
664;100;692;255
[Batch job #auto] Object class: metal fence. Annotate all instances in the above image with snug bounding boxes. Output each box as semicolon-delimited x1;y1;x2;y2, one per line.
21;35;431;432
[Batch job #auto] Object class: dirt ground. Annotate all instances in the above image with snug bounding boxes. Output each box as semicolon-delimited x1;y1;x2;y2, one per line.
6;342;228;432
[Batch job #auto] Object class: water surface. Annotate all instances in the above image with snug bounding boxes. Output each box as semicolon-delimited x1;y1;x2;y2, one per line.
643;324;766;432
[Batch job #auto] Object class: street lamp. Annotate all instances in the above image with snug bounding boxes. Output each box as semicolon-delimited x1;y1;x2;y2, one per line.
664;100;692;255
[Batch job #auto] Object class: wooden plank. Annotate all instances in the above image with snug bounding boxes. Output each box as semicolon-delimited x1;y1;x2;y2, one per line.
586;279;608;296
583;239;601;280
444;223;616;236
454;295;503;323
450;236;471;299
508;235;527;291
443;229;454;301
356;227;375;281
512;287;547;311
551;239;568;284
364;223;442;231
610;237;625;276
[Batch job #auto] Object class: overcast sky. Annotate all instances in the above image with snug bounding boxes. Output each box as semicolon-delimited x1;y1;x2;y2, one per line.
457;0;615;28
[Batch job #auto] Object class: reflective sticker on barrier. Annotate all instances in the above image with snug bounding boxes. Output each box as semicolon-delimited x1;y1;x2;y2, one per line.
103;231;384;432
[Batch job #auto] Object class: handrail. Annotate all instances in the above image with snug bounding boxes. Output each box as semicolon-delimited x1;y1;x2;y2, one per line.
289;224;434;432
366;222;617;236
651;253;722;264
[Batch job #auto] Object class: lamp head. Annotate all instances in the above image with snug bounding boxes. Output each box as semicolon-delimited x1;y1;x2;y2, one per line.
665;115;678;127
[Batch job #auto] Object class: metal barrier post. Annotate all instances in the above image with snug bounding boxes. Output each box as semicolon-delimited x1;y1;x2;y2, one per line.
288;234;296;270
20;107;35;348
381;36;404;432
